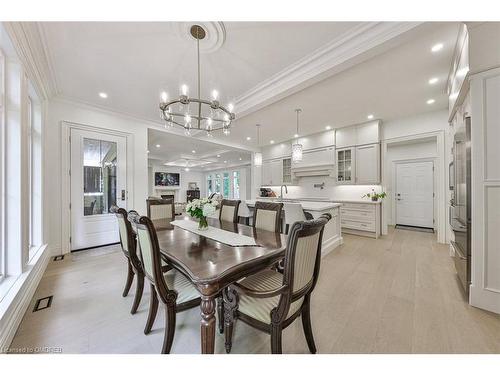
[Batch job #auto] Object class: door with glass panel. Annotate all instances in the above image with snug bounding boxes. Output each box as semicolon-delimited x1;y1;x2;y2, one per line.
70;129;127;250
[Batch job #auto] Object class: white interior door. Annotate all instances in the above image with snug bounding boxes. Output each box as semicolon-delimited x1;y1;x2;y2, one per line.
70;128;127;250
396;161;434;228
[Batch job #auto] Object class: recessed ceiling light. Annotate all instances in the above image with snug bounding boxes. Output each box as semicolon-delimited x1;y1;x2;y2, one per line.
428;77;439;85
147;150;150;154
325;126;331;130
246;136;251;141
270;140;275;144
431;43;443;52
217;154;221;158
184;167;190;172
426;99;435;105
367;114;374;120
192;150;196;153
239;157;242;161
224;160;227;163
99;92;108;99
155;144;161;148
294;134;299;138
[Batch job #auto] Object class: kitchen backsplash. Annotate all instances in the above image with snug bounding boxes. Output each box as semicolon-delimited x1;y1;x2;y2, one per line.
266;176;382;201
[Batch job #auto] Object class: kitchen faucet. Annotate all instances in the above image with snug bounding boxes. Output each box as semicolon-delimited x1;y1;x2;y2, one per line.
279;184;288;200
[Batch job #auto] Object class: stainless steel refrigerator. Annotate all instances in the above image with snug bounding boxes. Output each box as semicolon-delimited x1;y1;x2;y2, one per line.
450;116;471;293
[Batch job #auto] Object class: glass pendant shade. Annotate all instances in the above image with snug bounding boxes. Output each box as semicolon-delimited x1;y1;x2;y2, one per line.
254;152;263;166
292;143;303;163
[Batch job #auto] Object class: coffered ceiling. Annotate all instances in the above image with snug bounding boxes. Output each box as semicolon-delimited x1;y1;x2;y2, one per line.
32;21;460;148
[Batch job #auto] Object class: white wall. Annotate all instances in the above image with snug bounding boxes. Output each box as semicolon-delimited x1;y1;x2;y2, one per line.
149;165;205;202
45;99;150;255
385;139;438;225
382;110;449;140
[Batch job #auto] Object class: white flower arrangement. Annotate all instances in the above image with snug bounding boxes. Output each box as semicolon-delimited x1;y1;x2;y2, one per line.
186;198;217;220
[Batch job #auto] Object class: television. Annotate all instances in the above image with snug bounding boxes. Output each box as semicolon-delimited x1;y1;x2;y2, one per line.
155;172;180;187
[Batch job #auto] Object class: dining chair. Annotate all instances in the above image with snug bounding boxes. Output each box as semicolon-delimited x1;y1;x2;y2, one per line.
129;212;201;354
110;206;145;314
252;201;284;233
223;213;332;354
146;198;175;230
219;199;241;223
282;202;307;234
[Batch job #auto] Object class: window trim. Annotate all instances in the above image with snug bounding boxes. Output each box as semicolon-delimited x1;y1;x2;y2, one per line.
0;49;5;281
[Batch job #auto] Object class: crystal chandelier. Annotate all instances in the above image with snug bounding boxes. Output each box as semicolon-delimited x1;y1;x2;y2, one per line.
159;25;235;136
292;109;303;163
254;124;263;166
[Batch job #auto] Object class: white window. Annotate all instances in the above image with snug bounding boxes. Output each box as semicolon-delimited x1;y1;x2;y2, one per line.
27;87;42;260
233;171;240;199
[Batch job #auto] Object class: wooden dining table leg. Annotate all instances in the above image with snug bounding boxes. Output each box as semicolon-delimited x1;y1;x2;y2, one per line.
200;294;216;354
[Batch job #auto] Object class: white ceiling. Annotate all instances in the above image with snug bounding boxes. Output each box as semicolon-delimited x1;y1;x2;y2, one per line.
40;21;460;148
148;129;251;171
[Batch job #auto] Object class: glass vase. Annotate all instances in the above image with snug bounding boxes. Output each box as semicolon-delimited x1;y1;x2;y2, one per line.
198;216;209;231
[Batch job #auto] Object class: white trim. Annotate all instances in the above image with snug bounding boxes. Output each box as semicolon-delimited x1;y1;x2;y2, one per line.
381;130;446;243
235;22;422;117
60;121;135;255
0;243;50;351
391;157;435;228
2;22;58;100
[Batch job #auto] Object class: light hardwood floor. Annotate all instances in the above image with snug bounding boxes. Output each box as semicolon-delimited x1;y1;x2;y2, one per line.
9;227;500;354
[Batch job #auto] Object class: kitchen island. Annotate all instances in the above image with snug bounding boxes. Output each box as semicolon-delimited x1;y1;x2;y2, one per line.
245;199;342;256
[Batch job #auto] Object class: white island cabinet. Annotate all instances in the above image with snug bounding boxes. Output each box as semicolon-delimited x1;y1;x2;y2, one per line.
245;199;342;256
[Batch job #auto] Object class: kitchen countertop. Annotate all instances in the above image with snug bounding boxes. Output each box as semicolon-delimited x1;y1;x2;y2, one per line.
245;199;341;212
253;197;382;205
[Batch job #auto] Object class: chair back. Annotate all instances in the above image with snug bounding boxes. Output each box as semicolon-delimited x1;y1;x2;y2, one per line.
237;202;252;218
128;213;173;298
147;198;175;228
252;201;283;232
110;205;141;269
219;199;241;223
273;213;331;322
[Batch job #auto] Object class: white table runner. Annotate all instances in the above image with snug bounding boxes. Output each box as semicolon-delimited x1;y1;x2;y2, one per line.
171;219;258;247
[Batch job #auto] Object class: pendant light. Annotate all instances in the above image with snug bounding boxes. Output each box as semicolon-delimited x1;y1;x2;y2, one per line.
292;109;303;163
254;124;263;166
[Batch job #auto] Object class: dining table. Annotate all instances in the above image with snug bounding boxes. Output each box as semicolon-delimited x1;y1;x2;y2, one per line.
152;216;287;354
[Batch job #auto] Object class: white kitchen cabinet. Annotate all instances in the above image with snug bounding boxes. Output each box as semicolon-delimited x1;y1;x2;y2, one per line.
356;143;380;184
337;202;381;238
335;120;380;148
261;159;283;186
336;147;355;184
293;147;335;169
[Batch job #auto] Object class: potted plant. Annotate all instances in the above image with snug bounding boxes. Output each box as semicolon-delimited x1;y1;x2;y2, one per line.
362;189;387;202
186;198;217;231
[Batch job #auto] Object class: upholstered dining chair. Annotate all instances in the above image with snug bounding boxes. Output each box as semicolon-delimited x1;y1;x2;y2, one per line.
219;199;241;223
252;201;284;233
223;213;332;354
110;206;145;314
146;198;175;230
128;212;201;354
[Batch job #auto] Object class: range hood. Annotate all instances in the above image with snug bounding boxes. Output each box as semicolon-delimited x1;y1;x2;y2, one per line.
292;163;335;178
291;147;335;178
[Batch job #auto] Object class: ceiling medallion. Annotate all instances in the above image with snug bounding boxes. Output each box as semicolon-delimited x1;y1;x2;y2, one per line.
291;109;303;163
159;24;234;137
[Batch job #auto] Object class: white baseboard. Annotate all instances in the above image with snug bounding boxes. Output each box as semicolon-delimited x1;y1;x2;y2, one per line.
470;285;500;314
0;244;51;352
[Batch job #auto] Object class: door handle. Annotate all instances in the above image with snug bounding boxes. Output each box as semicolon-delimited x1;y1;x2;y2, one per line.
121;190;126;200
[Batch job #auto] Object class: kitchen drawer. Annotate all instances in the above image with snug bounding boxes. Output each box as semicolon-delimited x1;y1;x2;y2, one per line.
341;202;375;211
341;218;375;232
341;209;375;221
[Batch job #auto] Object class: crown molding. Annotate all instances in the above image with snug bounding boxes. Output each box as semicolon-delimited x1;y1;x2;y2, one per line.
3;22;59;100
234;22;422;118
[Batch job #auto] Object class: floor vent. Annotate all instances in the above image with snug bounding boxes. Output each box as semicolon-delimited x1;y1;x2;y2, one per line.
33;296;53;312
395;225;434;233
53;255;65;261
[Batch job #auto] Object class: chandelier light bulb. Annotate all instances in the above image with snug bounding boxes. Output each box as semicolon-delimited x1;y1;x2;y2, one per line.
185;114;192;124
228;103;234;112
181;84;188;96
212;89;219;100
161;91;168;103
